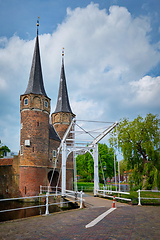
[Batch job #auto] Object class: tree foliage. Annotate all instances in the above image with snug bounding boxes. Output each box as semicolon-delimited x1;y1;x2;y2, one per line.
110;113;160;189
76;143;115;183
0;140;10;158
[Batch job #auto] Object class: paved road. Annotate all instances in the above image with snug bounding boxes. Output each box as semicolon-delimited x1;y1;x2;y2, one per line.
0;195;160;239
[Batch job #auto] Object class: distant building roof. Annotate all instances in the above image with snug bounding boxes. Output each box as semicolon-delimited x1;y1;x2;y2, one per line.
53;55;74;114
23;33;48;98
49;124;61;141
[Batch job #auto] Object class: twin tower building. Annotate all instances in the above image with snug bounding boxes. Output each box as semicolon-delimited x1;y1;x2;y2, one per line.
19;29;75;196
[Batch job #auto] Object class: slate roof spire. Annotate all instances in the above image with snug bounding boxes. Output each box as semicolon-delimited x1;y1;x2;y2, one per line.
24;20;48;97
54;49;73;114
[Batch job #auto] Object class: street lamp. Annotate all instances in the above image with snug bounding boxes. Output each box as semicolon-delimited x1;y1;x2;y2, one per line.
103;165;106;187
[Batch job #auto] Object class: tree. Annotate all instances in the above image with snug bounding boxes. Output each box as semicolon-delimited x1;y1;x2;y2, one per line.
110;113;160;190
98;143;115;182
76;143;115;183
0;140;10;158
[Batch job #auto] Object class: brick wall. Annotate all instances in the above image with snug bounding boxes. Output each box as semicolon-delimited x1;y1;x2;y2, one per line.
0;156;19;198
19;166;48;197
20;110;49;167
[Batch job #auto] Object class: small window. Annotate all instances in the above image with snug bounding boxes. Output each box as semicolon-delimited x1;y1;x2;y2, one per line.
24;98;28;105
25;186;27;195
32;147;34;152
45;101;48;108
20;145;23;155
53;150;56;157
37;121;39;127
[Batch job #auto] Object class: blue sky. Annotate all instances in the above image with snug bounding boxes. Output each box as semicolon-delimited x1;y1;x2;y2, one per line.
0;0;160;152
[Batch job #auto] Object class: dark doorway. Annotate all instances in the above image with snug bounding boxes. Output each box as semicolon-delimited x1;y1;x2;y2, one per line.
48;171;59;190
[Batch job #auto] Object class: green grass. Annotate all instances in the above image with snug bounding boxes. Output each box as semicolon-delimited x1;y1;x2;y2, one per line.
75;182;160;205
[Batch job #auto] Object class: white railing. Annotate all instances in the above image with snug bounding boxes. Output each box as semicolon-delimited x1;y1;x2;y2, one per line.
65;190;84;208
0;190;84;218
40;185;61;195
98;189;131;202
137;189;160;206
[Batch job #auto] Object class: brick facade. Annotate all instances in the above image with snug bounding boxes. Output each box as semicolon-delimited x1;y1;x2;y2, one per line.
0;33;75;199
0;156;19;198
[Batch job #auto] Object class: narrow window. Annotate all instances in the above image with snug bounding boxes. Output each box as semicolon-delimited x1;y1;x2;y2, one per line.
53;150;56;157
32;147;34;152
20;145;23;155
24;98;28;105
37;121;39;127
25;186;27;194
45;101;48;108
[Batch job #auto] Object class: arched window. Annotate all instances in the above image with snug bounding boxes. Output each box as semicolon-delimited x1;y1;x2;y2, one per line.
45;100;48;108
24;98;28;105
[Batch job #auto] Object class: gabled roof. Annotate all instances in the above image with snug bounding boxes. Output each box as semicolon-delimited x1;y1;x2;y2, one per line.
23;33;48;98
53;55;73;114
49;124;61;141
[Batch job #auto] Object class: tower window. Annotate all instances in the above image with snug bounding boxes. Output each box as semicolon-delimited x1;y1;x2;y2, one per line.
24;98;28;105
20;145;23;155
45;101;48;108
37;121;39;127
53;150;56;157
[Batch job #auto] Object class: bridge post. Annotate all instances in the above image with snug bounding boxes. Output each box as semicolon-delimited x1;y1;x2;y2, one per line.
94;143;99;196
45;192;49;215
62;142;67;196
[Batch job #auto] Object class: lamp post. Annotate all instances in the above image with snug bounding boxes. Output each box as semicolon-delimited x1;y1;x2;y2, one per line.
103;165;106;187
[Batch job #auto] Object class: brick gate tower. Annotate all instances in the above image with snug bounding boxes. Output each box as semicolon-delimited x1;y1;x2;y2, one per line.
18;23;74;197
19;27;53;197
51;49;75;190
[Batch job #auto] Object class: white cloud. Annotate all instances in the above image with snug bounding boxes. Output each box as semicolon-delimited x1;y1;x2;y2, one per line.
0;3;160;151
130;76;160;107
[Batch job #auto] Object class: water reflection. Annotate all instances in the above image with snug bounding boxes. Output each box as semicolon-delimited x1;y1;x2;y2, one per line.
0;201;60;222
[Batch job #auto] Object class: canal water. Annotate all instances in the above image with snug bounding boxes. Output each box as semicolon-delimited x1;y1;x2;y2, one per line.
0;200;61;222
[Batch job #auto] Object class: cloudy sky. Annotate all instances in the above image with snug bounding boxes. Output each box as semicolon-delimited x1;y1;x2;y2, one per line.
0;0;160;152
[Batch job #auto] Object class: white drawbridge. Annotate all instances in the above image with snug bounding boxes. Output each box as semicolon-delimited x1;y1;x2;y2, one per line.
54;118;118;196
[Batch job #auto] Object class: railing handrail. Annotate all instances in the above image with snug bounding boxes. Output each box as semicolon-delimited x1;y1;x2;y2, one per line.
98;189;130;195
137;189;160;192
137;189;160;206
0;191;84;216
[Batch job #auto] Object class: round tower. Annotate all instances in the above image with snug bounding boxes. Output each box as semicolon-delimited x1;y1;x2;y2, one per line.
51;49;75;190
19;25;51;197
51;49;75;138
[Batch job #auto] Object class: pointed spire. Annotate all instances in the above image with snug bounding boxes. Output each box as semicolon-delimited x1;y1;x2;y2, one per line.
24;19;48;97
54;49;73;114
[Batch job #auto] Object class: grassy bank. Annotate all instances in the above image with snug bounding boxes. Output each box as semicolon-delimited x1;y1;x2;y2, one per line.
76;182;160;205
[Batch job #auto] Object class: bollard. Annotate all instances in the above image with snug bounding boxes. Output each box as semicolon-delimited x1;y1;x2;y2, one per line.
113;195;115;208
45;192;49;215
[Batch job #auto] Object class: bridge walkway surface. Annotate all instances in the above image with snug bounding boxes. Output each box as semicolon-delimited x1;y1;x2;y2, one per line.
0;194;160;239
